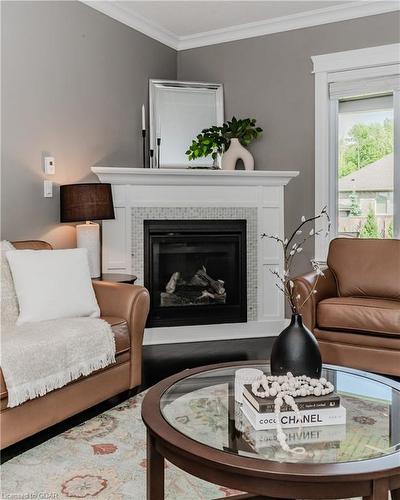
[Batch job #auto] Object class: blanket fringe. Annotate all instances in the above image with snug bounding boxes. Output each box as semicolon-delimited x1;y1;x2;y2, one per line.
7;351;116;408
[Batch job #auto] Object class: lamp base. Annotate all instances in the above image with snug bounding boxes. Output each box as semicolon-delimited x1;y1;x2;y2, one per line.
76;222;100;278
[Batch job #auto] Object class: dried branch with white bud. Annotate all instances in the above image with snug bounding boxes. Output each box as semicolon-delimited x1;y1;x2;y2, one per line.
261;207;330;314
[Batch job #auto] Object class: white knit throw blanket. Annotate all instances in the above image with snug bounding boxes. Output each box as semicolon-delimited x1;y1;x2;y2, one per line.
1;317;116;408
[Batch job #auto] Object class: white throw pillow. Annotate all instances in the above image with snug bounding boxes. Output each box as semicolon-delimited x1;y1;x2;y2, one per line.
6;248;100;325
1;240;19;327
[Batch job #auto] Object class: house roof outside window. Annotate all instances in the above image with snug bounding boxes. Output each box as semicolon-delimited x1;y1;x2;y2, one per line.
339;154;393;192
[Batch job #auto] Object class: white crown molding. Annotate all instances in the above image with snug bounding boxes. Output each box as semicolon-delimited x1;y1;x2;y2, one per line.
81;1;179;49
178;2;400;50
81;1;400;51
312;43;400;74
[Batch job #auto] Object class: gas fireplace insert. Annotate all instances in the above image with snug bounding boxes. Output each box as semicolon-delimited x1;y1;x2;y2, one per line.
144;219;247;327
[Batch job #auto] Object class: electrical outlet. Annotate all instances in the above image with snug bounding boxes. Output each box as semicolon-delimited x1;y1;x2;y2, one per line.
44;180;53;198
44;156;55;175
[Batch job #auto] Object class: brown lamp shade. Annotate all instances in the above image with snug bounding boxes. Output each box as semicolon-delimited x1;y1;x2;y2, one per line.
60;183;115;222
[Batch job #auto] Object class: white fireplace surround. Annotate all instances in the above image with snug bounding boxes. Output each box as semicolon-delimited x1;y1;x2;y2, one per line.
92;167;298;345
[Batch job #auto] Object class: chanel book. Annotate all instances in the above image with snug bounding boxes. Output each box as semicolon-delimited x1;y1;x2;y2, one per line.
241;396;346;431
242;384;340;413
243;424;346;450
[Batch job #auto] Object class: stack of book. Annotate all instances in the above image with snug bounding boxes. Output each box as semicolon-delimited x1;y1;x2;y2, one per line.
242;384;346;431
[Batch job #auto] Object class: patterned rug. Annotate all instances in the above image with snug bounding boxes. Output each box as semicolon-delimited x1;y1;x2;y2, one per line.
1;391;239;499
1;386;392;499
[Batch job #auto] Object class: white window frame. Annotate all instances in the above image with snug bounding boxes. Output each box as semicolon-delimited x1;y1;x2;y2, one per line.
312;43;400;263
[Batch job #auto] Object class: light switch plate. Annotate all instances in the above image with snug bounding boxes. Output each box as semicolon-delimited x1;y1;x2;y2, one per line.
44;180;53;198
44;156;55;175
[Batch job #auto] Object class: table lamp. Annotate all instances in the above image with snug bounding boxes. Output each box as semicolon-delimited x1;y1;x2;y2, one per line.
60;183;115;278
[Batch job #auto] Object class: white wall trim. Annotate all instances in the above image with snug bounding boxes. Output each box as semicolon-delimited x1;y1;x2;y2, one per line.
313;44;400;262
144;319;289;345
82;1;399;51
312;43;400;74
178;2;399;51
394;90;400;239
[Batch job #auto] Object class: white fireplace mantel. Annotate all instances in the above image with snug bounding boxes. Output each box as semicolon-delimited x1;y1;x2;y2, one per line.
92;166;298;345
92;167;298;187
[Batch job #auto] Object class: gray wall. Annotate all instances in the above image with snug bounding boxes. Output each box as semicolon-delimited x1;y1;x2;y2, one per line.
178;12;400;272
1;1;176;247
2;3;399;255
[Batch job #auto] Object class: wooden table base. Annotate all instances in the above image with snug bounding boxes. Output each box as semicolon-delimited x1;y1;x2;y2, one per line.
147;430;164;500
143;362;400;500
146;429;398;500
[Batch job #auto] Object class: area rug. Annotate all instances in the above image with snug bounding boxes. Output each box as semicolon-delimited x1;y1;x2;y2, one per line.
1;385;391;499
1;391;240;499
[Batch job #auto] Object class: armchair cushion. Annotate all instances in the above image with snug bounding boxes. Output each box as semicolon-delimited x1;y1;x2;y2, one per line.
317;297;400;336
328;238;400;300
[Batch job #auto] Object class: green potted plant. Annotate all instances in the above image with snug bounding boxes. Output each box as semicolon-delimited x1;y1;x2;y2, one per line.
186;126;228;168
186;117;262;170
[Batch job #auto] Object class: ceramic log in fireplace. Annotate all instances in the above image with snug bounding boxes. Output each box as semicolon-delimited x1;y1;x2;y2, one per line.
144;220;247;327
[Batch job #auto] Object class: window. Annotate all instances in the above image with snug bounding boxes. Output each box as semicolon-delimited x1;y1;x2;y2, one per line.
312;44;400;262
337;94;394;238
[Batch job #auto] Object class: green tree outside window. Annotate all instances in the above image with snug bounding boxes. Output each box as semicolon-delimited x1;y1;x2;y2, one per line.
359;207;380;239
339;118;393;178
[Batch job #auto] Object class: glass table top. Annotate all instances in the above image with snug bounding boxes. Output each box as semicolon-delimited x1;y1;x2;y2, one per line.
160;364;400;464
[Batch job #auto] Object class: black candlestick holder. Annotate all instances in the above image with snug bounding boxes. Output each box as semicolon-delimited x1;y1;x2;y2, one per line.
149;149;154;169
156;138;161;169
142;129;146;168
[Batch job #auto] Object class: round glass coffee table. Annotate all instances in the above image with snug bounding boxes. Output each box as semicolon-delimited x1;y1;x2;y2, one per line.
141;361;400;500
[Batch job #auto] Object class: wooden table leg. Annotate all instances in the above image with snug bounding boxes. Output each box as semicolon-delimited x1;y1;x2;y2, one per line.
147;429;164;500
363;478;389;500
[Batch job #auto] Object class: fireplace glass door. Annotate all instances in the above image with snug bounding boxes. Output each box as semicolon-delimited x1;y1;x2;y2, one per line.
144;220;247;327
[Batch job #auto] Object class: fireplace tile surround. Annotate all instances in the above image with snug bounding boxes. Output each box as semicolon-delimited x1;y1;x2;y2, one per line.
92;167;299;344
132;207;257;321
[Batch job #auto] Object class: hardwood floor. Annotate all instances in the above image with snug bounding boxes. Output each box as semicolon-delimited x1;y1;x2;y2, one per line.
142;336;274;388
1;336;274;463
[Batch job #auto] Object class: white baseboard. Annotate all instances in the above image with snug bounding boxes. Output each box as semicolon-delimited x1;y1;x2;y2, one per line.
143;319;289;345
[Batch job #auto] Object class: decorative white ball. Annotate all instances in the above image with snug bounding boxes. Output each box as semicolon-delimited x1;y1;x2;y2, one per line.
248;371;335;455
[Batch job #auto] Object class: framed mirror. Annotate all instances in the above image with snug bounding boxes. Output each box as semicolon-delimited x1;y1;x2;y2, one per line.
149;79;224;169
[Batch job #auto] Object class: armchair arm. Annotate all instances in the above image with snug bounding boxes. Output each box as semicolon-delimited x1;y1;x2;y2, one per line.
92;281;150;388
292;268;337;331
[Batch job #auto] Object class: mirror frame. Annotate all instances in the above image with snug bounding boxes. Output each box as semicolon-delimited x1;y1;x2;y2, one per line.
149;79;224;168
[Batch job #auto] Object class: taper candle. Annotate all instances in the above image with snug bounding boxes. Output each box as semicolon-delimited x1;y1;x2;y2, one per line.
141;105;146;131
156;116;161;138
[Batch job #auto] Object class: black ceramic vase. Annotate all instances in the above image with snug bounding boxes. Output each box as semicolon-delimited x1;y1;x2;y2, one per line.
270;314;322;378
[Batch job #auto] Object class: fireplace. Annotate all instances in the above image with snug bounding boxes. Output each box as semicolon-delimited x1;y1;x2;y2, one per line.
144;220;247;327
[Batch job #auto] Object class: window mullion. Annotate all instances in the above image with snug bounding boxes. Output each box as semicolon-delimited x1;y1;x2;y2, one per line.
394;90;400;239
329;99;339;239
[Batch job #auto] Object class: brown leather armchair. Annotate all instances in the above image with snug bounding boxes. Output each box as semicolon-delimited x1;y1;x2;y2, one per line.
1;241;150;449
293;238;400;376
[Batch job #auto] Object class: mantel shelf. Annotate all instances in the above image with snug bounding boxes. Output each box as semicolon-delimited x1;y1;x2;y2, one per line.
91;167;299;187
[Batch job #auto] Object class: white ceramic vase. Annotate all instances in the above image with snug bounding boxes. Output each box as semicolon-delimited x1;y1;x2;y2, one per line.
221;138;254;171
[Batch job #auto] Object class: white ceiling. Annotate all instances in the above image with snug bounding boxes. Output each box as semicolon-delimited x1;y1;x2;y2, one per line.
83;1;400;50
